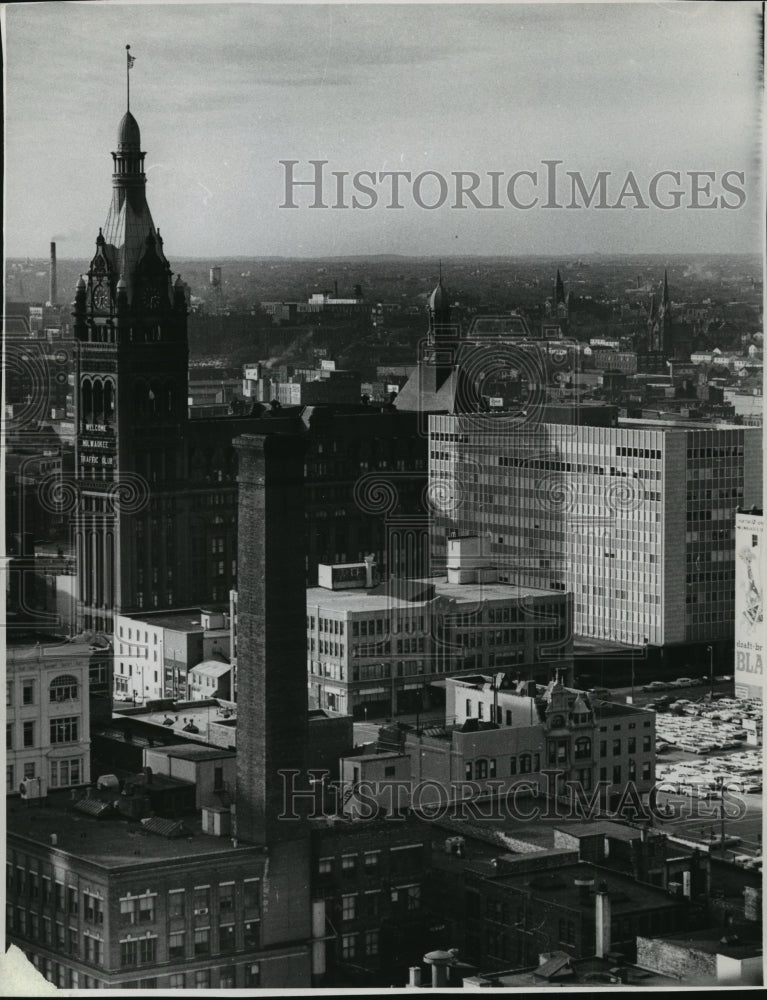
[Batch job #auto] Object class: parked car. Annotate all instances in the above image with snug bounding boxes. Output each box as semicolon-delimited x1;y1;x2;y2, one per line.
589;687;612;699
643;681;670;691
675;677;695;687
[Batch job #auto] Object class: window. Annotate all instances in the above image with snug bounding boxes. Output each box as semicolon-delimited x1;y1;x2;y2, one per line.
6;726;13;751
23;721;35;748
55;882;64;911
342;895;357;921
627;737;636;754
50;675;79;703
245;964;261;987
612;739;621;756
68;926;79;956
599;740;607;757
23;763;35;780
509;757;517;775
643;735;652;752
194;886;211;914
168;889;185;919
168;931;185;959
519;754;531;774
366;891;381;918
365;930;380;956
342;934;356;960
465;762;473;780
642;761;652;781
612;765;622;784
365;851;380;869
50;716;79;745
120;893;155;924
67;887;78;915
22;680;35;706
218;882;234;912
194;969;210;989
489;759;497;778
341;854;357;873
194;927;210;955
50;758;82;788
244;921;259;949
169;974;185;988
6;682;13;706
84;933;103;965
219;923;236;953
475;759;488;780
84;893;103;924
220;967;236;989
406;885;421;911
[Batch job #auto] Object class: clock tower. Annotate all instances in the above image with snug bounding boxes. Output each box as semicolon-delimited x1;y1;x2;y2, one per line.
74;107;189;632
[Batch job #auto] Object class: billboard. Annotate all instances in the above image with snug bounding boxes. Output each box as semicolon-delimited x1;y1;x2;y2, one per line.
734;511;764;701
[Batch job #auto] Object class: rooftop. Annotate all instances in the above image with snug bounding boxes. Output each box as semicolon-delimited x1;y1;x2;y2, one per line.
643;927;763;961
6;791;260;870
465;955;679;989
148;743;235;762
5;636;107;664
307;577;563;612
117;608;228;633
490;861;684;912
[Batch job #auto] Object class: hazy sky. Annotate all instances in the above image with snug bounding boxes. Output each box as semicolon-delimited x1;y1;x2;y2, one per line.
4;1;764;259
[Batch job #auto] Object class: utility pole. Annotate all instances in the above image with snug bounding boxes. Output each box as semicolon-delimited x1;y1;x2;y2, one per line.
707;645;714;700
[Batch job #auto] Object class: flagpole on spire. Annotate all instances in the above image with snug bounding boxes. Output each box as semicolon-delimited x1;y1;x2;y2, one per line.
126;45;135;112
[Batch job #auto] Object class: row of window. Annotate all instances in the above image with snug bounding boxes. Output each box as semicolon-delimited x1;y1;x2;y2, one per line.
6;758;82;792
25;950;260;990
6;676;79;707
6;717;81;750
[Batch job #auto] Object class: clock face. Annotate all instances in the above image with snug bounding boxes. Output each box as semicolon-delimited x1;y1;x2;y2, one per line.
140;283;162;310
92;282;110;312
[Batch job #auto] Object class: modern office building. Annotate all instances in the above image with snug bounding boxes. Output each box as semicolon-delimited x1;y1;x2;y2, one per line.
429;413;762;650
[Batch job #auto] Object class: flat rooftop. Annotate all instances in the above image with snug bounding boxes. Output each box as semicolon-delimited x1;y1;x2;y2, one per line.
6;791;260;870
149;743;235;762
307;578;563;611
5;637;106;663
118;608;228;633
491;861;684;912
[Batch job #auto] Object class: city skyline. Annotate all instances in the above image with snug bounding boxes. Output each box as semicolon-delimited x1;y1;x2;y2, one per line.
5;1;764;260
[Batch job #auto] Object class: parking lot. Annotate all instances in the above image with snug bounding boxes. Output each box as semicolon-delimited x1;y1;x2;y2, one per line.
654;742;762;867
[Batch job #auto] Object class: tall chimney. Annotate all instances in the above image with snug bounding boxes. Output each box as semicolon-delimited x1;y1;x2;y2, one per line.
49;241;57;305
233;431;309;844
595;882;611;958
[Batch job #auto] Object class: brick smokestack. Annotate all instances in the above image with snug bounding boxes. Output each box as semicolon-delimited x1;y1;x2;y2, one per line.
233;431;309;845
49;242;57;305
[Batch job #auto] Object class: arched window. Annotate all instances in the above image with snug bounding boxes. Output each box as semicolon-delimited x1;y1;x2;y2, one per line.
520;754;532;774
92;381;104;423
103;381;115;424
50;675;78;703
81;379;93;424
475;759;488;780
575;737;591;760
